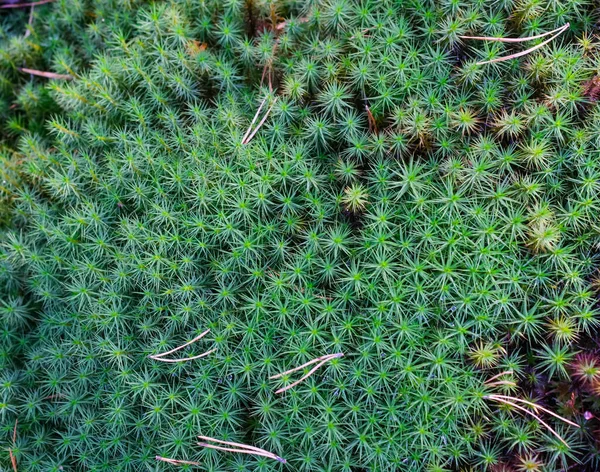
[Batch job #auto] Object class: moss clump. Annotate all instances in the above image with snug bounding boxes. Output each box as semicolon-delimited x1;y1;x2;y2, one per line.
1;0;600;471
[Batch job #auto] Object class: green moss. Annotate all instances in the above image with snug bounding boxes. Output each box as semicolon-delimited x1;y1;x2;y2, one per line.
1;0;600;470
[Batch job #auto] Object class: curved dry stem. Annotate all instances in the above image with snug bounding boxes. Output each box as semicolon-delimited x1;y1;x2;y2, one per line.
243;98;278;145
150;329;210;358
150;348;217;363
486;396;568;446
197;442;286;463
274;353;344;394
485;370;514;383
197;436;275;455
460;24;568;43
242;98;266;143
486;380;517;388
18;68;73;80
487;394;579;427
473;24;569;65
269;353;342;379
155;455;201;466
0;0;53;8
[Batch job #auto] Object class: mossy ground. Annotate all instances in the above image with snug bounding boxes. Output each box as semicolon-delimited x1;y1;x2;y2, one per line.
2;0;600;471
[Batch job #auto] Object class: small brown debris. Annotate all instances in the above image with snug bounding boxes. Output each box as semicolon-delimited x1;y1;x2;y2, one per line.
365;105;378;134
583;75;600;101
186;40;207;56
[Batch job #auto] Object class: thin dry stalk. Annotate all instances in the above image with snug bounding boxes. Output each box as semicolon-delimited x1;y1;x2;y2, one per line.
197;436;286;463
9;450;17;472
149;329;215;363
9;419;17;472
155;455;201;466
242;98;266;143
0;0;53;8
271;353;344;394
24;4;34;39
270;353;342;379
150;329;209;358
460;24;568;43
485;370;514;383
365;105;378;134
149;348;217;363
486;380;517;388
243;98;278;145
18;67;72;80
460;23;569;65
486;396;569;446
487;394;579;427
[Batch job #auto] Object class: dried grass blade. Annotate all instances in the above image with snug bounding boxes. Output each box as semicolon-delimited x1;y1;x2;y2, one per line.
150;329;210;359
242;98;266;144
197;443;286;463
275;353;343;394
486;396;568;446
269;353;341;379
486;380;517;387
475;25;569;65
243;98;278;145
150;348;217;363
1;0;54;8
10;450;17;472
485;370;514;383
155;455;201;466
460;23;569;43
197;436;275;454
488;394;579;427
18;67;73;80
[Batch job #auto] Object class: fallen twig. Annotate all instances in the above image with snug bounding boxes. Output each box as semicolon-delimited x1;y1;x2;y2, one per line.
23;4;34;38
197;436;286;463
149;329;216;363
242;97;277;145
487;394;579;427
485;370;514;383
9;419;17;472
156;455;201;467
484;370;516;387
270;352;344;394
18;67;72;80
486;396;569;446
485;393;580;447
460;23;569;65
1;0;54;9
365;105;378;134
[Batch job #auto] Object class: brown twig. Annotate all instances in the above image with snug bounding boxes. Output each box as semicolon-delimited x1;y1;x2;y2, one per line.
460;23;569;65
23;4;34;38
9;419;17;472
486;396;570;446
17;67;72;80
155;455;201;467
197;436;286;463
270;353;344;394
460;24;568;43
485;370;514;384
487;394;579;427
242;97;277;145
149;329;216;363
365;105;378;134
0;0;54;9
